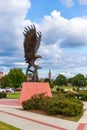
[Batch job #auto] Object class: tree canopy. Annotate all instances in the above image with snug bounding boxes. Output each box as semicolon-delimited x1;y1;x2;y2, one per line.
55;74;67;86
72;73;86;87
8;68;26;88
0;75;12;88
44;78;50;83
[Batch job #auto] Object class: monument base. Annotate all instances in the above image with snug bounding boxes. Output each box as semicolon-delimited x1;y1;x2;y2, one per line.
19;82;52;104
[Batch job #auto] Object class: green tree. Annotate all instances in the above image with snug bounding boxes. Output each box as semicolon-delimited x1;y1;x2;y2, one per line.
44;78;50;83
55;74;67;86
67;77;73;84
8;68;26;88
49;82;54;88
72;73;86;87
0;75;12;88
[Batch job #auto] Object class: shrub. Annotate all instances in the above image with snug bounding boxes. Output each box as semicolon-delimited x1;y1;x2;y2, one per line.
22;93;83;117
56;87;60;91
78;91;87;101
66;91;87;101
46;97;83;116
46;99;65;115
50;82;54;88
79;93;87;101
22;93;49;110
0;92;7;98
77;87;79;92
65;92;76;98
60;88;64;92
62;98;83;116
73;87;76;91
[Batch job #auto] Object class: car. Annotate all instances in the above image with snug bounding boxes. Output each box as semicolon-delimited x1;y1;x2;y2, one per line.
5;88;15;93
0;88;6;93
15;87;22;91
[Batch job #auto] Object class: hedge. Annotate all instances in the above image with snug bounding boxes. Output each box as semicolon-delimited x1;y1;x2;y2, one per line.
65;91;87;101
22;93;83;117
0;92;7;98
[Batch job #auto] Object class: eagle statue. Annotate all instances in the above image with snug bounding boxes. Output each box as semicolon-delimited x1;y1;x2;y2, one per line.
23;25;42;81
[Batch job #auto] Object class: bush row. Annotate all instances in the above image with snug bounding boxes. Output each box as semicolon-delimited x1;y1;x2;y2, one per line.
66;91;87;101
22;93;83;117
0;92;7;98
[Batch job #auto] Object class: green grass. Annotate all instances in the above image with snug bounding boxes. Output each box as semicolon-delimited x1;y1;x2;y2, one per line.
0;121;20;130
51;86;73;92
7;92;20;99
60;86;73;90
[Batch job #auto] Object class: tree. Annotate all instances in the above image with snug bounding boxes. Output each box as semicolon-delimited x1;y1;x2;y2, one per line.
72;73;86;87
8;68;26;88
67;77;73;86
67;77;73;84
44;78;50;83
49;82;54;88
0;75;12;88
55;74;67;86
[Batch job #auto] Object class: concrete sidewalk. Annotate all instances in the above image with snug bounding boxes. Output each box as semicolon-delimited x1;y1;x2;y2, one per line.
79;102;87;123
0;105;78;130
0;100;87;130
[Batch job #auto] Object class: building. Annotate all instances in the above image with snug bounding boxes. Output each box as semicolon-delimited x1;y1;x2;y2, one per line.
48;70;51;81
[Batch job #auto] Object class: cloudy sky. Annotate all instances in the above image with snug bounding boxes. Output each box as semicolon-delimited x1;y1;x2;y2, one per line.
0;0;87;78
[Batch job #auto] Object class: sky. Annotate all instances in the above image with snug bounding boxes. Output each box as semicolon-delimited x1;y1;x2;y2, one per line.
0;0;87;79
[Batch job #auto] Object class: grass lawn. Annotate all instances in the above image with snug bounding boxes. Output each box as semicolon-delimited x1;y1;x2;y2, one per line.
7;92;20;99
0;121;20;130
61;86;72;90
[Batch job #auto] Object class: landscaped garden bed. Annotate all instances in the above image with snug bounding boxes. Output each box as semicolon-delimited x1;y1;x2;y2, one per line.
22;93;84;121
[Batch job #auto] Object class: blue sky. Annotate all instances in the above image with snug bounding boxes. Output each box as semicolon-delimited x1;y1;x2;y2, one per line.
0;0;87;78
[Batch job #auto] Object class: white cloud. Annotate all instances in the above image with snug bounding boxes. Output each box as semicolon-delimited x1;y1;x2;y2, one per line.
60;0;87;6
39;10;87;48
39;44;63;59
60;72;75;78
1;0;87;78
0;0;32;73
37;43;63;70
0;0;31;51
14;62;26;66
60;0;74;7
78;0;87;5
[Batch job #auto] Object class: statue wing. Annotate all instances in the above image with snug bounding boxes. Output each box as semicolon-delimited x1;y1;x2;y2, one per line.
23;25;37;62
35;31;42;54
23;25;42;63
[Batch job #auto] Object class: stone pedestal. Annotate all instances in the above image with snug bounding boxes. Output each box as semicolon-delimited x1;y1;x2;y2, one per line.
19;82;52;104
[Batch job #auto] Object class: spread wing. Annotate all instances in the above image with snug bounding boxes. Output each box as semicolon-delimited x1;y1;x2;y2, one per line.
35;31;42;54
23;25;36;62
23;25;42;63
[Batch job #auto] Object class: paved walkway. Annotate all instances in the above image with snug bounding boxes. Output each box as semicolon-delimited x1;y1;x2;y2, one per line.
0;99;87;130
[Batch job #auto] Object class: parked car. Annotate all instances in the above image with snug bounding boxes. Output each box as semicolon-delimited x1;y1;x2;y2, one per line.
5;88;15;93
0;88;6;93
15;87;22;91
